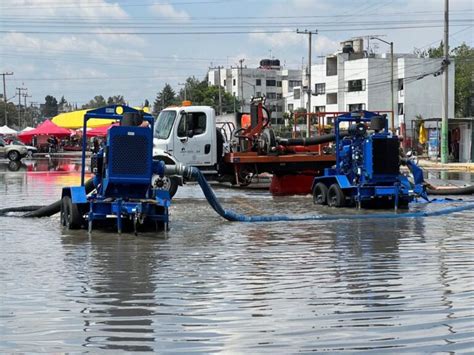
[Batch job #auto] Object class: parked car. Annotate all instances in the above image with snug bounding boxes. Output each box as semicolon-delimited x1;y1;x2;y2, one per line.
0;137;28;161
8;139;37;157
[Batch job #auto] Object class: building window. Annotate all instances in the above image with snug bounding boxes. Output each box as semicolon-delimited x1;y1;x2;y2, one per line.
294;88;301;100
398;103;404;115
398;79;404;91
326;93;337;104
223;79;226;86
256;91;261;97
256;79;261;86
348;79;366;92
289;80;302;88
277;81;282;87
276;105;283;112
288;103;294;112
315;106;325;113
348;103;365;111
267;92;277;99
315;83;326;95
266;79;276;86
276;93;283;99
326;57;337;76
233;79;236;86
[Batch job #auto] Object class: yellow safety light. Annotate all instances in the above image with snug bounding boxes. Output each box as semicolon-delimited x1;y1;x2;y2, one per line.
115;106;124;115
182;100;192;106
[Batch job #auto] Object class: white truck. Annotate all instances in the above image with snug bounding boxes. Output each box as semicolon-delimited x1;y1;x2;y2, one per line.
152;105;233;196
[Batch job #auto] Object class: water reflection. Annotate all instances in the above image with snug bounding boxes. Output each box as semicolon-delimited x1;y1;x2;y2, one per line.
1;169;473;353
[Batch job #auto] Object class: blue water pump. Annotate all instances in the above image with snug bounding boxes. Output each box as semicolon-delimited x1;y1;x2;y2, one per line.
61;105;171;233
312;111;426;209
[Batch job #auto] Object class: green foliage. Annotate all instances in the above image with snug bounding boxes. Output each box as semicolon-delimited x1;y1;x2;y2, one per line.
0;102;19;127
416;42;473;117
42;95;58;118
153;83;176;114
107;95;126;105
82;95;106;109
452;43;473;117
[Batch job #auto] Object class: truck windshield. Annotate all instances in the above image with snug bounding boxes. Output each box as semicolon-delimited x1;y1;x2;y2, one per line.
154;110;176;139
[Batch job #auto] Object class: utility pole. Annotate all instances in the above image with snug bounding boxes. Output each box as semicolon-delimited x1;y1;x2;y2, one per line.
441;0;450;163
1;72;13;126
239;58;245;111
297;29;317;137
16;87;27;128
23;91;32;128
178;82;187;101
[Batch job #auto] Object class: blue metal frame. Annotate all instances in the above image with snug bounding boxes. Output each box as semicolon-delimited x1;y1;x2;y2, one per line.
62;105;171;233
314;111;422;208
80;105;154;186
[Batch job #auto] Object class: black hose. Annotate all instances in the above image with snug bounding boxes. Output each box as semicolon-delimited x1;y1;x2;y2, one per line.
1;178;95;218
278;131;348;147
427;185;474;196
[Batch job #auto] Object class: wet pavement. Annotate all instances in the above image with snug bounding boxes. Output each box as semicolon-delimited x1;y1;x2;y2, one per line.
1;158;474;353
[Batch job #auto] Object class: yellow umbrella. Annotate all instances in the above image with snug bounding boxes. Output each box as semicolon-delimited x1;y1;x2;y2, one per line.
51;106;151;129
419;123;428;144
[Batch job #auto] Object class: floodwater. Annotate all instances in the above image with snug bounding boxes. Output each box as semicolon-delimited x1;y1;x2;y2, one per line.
1;157;474;353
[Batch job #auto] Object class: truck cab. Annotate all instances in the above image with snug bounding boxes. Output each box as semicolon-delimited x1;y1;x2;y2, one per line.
153;105;218;169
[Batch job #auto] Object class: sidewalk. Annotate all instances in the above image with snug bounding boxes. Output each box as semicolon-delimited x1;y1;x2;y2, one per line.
417;158;474;172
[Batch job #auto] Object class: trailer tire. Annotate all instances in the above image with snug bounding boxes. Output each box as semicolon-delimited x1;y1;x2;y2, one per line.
162;176;179;198
312;182;328;205
328;184;345;208
61;196;83;229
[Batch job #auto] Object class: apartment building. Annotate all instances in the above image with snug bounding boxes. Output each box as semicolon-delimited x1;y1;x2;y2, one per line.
285;38;455;139
208;60;302;123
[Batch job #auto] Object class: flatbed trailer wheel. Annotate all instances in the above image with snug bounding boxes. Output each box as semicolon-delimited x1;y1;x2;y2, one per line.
312;182;328;205
61;196;84;229
161;176;179;198
328;184;346;208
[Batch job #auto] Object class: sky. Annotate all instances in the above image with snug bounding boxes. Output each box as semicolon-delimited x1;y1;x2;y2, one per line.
0;0;472;108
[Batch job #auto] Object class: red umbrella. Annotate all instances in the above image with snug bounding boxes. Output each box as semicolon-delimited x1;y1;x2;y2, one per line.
18;119;72;143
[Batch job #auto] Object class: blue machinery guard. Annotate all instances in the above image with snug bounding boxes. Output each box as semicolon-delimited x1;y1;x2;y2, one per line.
188;167;474;222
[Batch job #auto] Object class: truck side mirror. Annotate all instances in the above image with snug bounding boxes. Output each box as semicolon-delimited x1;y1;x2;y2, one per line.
187;130;194;138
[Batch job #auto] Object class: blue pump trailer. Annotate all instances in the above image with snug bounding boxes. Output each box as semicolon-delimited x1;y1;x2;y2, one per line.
312;111;427;209
60;105;171;234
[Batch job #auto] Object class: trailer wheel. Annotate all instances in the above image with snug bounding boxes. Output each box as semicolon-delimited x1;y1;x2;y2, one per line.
328;184;345;207
161;176;179;198
312;182;328;205
61;196;83;229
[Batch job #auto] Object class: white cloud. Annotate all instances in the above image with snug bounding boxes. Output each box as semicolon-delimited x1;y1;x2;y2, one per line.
249;29;304;48
149;2;190;22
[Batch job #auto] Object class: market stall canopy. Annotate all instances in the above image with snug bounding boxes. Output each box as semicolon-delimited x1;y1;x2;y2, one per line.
0;125;17;135
86;123;119;137
51;106;150;129
21;126;35;132
18;119;72;142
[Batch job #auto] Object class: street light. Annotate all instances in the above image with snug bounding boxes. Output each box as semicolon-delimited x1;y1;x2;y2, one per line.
178;82;187;101
370;37;395;133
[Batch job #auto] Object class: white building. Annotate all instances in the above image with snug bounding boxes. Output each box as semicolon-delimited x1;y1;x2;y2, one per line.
208;60;302;123
285;38;455;139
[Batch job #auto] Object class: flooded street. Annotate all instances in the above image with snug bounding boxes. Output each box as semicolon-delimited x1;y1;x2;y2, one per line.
1;158;474;353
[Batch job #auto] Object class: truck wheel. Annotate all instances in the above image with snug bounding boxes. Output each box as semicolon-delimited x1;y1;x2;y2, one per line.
161;176;179;198
312;182;328;205
328;184;345;207
61;196;83;229
7;150;20;161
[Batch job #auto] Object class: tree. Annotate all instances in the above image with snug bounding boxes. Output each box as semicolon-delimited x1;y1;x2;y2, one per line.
82;95;106;109
107;95;126;105
452;43;474;117
153;84;176;114
0;102;19;127
42;95;58;118
417;42;474;117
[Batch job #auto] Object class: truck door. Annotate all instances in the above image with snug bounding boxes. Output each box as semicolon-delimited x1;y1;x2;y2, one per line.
173;110;215;166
